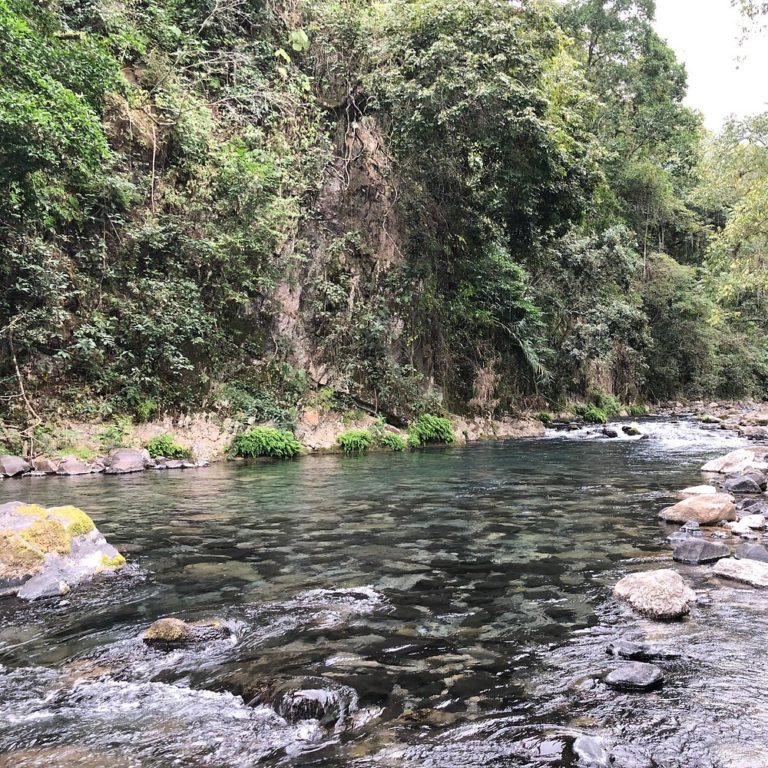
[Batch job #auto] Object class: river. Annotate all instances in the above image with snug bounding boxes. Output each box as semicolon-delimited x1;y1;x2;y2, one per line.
0;420;763;767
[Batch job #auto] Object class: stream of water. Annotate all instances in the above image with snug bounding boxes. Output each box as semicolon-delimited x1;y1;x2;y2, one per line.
0;420;763;767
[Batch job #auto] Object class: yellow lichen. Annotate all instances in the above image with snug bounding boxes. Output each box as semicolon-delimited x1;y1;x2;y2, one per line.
100;553;126;569
47;506;96;536
19;518;71;556
16;504;49;519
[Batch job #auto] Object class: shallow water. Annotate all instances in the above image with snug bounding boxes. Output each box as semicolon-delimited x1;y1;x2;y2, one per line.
0;420;762;767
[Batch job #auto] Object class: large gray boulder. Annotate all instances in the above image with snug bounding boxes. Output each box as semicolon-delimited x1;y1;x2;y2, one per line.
0;455;30;477
713;557;768;588
613;569;696;620
57;456;103;476
105;448;152;474
672;538;729;565
0;502;125;599
735;542;768;563
32;457;60;474
659;494;736;525
723;475;763;495
702;447;768;475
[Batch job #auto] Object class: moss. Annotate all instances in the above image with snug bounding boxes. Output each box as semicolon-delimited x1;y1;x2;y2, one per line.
19;518;71;556
47;506;97;536
100;553;126;569
0;531;45;581
16;504;50;519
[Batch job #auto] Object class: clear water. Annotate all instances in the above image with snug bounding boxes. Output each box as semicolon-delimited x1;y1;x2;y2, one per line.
0;421;761;767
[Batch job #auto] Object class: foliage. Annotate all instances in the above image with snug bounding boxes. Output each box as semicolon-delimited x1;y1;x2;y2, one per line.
573;404;608;424
377;431;407;451
230;427;302;459
535;411;553;424
408;414;454;446
146;433;191;459
97;416;134;451
627;404;649;417
336;428;374;453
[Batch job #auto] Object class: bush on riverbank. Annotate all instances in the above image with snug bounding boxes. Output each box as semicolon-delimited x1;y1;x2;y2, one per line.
146;434;191;460
408;415;454;447
337;429;374;453
231;427;302;459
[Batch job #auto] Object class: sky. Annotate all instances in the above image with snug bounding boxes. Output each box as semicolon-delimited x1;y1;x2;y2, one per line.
654;0;768;131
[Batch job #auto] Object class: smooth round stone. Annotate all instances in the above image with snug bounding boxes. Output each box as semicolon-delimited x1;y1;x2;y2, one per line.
604;662;664;691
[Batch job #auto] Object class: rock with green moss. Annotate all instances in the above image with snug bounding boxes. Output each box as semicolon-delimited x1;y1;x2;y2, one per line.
142;617;233;650
0;501;126;600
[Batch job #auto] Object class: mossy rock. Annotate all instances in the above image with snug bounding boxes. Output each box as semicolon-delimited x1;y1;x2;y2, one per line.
100;553;126;569
19;517;71;556
47;505;97;536
0;530;45;582
143;617;231;649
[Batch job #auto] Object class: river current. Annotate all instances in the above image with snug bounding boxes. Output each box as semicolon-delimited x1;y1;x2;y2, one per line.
0;420;764;767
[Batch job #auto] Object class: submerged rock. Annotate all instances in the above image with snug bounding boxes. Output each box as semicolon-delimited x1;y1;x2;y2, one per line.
613;569;696;620
573;735;611;767
702;447;768;475
713;557;768;588
680;485;718;497
0;455;30;477
735;542;768;563
142;617;232;649
659;494;736;525
0;502;125;599
672;538;729;565
605;662;664;691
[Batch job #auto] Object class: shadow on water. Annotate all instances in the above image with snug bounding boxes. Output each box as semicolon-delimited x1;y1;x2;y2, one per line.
0;421;761;767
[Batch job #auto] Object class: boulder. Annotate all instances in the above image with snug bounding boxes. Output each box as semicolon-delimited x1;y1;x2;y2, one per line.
722;475;763;495
613;569;696;620
0;502;125;599
680;485;718;497
0;455;30;477
32;457;60;474
622;424;642;436
142;617;232;650
659;494;736;525
736;498;768;515
735;543;768;562
602;428;619;438
604;662;664;691
672;538;729;565
702;447;768;475
573;735;611;767
57;457;101;476
738;426;768;440
737;513;765;530
713;557;768;588
105;448;152;474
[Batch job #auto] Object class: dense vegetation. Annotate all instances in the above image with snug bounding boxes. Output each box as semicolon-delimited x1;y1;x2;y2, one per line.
1;0;767;441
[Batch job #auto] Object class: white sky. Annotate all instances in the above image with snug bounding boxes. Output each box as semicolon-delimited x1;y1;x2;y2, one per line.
654;0;768;131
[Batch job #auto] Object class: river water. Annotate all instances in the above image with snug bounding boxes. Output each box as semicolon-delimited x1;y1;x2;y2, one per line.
0;421;764;767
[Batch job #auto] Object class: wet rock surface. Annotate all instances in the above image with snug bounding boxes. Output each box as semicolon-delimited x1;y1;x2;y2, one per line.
659;494;736;525
614;569;697;620
735;542;768;562
713;557;768;587
672;538;729;564
604;662;664;691
142;617;233;649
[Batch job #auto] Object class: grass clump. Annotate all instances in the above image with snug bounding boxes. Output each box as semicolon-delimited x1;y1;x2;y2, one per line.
337;429;374;453
377;431;407;451
231;426;302;459
627;403;648;417
146;434;191;459
534;411;553;424
408;414;454;447
573;404;608;424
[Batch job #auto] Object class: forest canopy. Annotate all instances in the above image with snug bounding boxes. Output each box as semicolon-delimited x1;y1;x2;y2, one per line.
0;0;766;432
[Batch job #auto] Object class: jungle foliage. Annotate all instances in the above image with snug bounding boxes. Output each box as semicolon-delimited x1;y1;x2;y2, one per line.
1;0;767;436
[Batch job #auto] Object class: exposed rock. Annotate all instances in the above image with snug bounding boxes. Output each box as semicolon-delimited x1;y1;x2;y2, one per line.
672;538;729;565
702;447;768;475
0;455;30;477
713;557;768;588
613;569;696;620
735;543;768;562
736;498;768;515
602;428;619;438
736;513;765;530
0;502;125;599
573;735;611;767
105;448;152;474
606;640;649;660
32;457;60;474
697;414;721;424
57;456;102;475
622;424;642;436
659;494;736;525
738;426;768;440
722;475;763;495
604;662;664;691
680;485;718;497
142;617;232;649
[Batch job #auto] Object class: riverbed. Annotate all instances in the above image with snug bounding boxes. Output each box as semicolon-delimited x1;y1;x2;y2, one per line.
0;421;762;767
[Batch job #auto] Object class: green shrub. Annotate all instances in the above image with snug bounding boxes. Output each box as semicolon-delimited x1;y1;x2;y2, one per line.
627;403;648;417
591;392;621;417
98;416;134;451
579;404;608;424
146;433;191;459
337;428;374;453
534;411;553;424
231;427;302;459
408;414;454;446
378;431;407;451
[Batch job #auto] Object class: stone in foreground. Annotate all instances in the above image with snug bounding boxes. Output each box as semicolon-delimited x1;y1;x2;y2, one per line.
659;494;736;525
713;557;768;588
0;501;125;599
672;538;729;565
604;662;664;691
613;569;696;620
143;617;232;649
